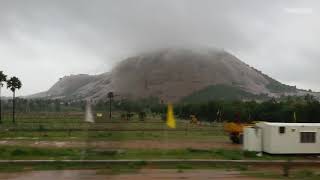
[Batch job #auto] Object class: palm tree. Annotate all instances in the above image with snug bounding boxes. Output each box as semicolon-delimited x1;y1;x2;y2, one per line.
0;71;7;123
7;76;22;123
107;92;114;119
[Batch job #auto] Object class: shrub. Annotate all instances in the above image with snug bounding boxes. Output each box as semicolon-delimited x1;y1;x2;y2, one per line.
11;149;28;156
242;150;257;158
295;170;315;178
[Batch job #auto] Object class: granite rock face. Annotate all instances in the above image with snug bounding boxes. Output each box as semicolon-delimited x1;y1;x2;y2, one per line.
29;48;307;102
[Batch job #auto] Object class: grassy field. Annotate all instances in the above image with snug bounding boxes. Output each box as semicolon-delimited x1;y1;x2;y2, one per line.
1;112;319;179
0;112;226;141
0;145;294;160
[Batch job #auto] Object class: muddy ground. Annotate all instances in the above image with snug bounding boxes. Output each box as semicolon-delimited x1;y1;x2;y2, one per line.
0;169;273;180
0;140;240;150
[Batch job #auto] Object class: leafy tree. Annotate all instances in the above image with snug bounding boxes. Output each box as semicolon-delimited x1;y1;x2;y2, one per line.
0;71;7;123
53;100;60;112
138;111;146;121
6;76;22;123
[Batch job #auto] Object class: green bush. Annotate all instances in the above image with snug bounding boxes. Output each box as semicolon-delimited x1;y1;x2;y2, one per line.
176;164;193;169
212;149;242;160
186;148;211;153
295;169;315;178
242;150;257;158
11;149;28;156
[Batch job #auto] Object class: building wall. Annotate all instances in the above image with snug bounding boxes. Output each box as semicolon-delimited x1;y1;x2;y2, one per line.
258;123;320;154
261;124;272;153
243;127;262;151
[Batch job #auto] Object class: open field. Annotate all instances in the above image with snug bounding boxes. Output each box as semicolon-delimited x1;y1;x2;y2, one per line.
0;112;242;160
1;112;320;179
0;112;226;142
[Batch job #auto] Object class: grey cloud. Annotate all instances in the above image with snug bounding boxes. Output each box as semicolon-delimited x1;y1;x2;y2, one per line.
0;0;319;95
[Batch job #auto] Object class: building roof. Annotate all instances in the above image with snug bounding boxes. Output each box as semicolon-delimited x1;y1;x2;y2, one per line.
259;122;320;127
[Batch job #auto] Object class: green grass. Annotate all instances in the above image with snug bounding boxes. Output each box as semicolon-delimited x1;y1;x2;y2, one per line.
0;112;226;141
0;146;312;175
244;170;320;180
0;130;227;141
294;170;320;180
0;162;233;173
0;112;316;176
0;146;301;161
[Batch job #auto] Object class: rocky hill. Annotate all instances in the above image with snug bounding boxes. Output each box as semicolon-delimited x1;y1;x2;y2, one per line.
29;48;314;102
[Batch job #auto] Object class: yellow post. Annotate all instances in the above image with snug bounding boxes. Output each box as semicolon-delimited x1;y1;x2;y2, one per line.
166;104;176;128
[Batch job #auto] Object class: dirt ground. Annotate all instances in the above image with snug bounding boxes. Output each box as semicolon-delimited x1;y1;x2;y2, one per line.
0;169;273;180
0;140;240;150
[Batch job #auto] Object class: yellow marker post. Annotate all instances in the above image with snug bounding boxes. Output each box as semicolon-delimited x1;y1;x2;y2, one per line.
166;104;176;128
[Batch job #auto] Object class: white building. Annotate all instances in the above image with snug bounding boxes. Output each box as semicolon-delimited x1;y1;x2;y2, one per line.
243;122;320;154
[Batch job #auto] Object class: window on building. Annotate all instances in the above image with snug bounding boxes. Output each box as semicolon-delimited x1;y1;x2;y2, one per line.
300;132;316;143
279;126;285;134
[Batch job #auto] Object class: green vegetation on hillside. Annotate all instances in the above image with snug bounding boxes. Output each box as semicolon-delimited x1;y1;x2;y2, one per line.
181;85;268;103
266;80;297;93
252;68;297;93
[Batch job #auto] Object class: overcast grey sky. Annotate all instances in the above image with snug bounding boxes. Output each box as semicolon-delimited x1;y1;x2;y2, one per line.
0;0;319;96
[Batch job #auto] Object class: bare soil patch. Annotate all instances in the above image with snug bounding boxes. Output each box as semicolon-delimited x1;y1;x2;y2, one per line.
0;140;240;150
0;169;273;180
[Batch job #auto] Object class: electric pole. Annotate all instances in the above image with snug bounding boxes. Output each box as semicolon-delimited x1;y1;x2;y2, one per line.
107;92;114;119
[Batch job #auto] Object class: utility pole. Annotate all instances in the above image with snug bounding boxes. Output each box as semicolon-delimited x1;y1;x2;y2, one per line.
107;92;114;120
12;90;15;124
0;84;2;124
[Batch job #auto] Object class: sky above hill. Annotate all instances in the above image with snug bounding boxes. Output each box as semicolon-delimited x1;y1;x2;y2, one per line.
0;0;319;96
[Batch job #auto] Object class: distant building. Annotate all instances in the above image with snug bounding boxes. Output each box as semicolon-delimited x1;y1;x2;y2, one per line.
244;122;320;154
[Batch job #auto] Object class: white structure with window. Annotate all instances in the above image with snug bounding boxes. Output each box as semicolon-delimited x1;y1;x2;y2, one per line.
243;122;320;154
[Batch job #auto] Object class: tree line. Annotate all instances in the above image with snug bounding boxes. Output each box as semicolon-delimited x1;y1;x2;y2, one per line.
174;95;320;123
1;84;320;123
0;99;86;113
95;95;320;123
